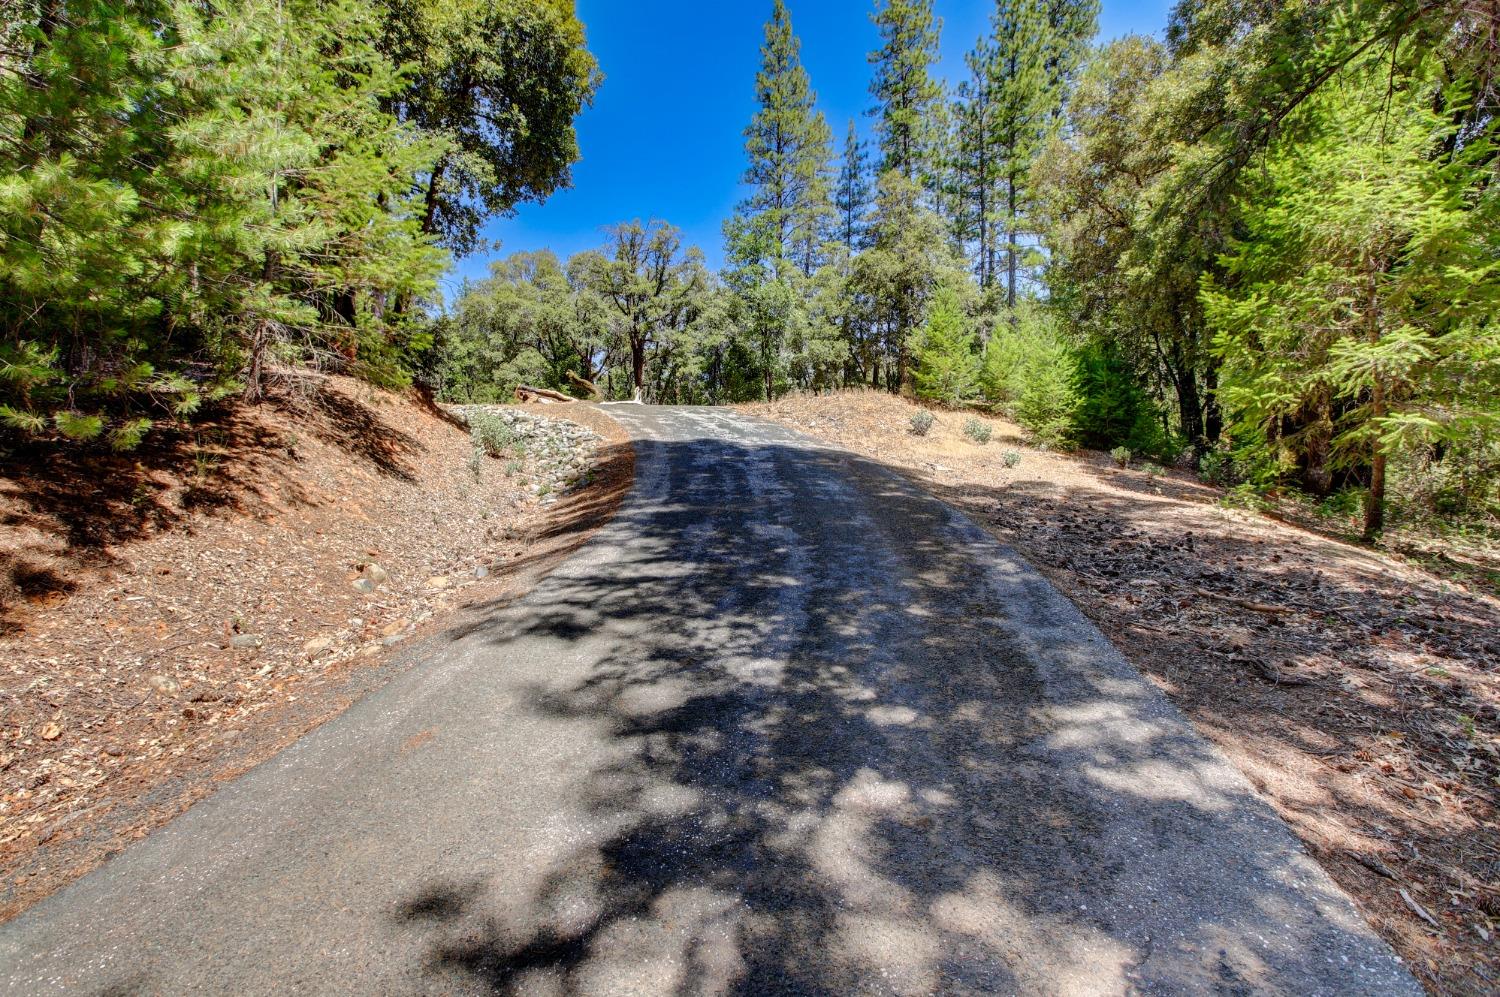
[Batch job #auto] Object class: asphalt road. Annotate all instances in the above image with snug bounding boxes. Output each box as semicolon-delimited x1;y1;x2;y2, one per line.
1;406;1417;995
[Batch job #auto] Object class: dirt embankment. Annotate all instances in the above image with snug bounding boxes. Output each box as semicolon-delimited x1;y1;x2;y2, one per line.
0;376;631;922
744;390;1500;997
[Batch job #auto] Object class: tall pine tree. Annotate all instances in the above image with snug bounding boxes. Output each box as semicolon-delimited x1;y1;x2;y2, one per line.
834;120;871;253
733;0;833;268
955;37;1002;290
990;0;1052;311
867;0;943;191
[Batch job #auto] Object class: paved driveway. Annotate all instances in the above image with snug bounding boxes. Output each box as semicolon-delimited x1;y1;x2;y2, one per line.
0;406;1416;994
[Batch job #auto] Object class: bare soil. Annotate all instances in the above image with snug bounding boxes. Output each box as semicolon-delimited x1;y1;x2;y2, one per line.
743;389;1500;996
0;377;631;922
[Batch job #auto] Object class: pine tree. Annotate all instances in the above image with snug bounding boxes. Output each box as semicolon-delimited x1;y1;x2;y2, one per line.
955;37;1002;289
913;285;979;404
734;0;834;268
1043;0;1100;112
0;0;450;436
990;0;1054;311
834;120;871;253
867;0;944;189
789;147;837;278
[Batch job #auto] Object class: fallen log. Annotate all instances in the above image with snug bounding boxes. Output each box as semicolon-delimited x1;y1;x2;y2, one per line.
566;371;601;399
515;383;574;404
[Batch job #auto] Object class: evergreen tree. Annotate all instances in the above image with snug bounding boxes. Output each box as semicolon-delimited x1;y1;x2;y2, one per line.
867;0;944;189
734;0;834;268
955;37;1002;289
1202;52;1499;538
853;171;967;390
989;0;1055;311
0;0;448;438
1072;338;1162;454
980;301;1080;447
834;120;872;253
913;286;979;404
1044;0;1100;111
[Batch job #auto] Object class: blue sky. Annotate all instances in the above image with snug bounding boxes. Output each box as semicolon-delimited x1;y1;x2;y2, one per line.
447;1;1176;295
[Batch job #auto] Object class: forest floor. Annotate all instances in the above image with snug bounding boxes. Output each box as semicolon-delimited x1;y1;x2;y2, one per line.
743;389;1500;996
0;376;632;923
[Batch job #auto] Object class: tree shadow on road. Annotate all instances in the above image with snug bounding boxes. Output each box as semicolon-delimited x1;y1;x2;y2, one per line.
391;432;1410;995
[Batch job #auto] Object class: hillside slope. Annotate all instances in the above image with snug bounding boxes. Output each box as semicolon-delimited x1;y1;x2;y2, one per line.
0;375;630;921
744;390;1500;995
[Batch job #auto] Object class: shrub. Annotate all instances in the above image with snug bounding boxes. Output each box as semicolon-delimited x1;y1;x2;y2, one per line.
964;417;993;444
469;411;520;458
1001;449;1021;468
1073;339;1163;455
1317;489;1364;520
910;409;935;436
912;286;980;404
1111;446;1132;467
1199;446;1234;485
1219;484;1275;513
981;301;1078;448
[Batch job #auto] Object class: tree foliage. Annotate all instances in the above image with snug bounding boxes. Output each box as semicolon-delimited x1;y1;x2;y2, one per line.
0;0;596;447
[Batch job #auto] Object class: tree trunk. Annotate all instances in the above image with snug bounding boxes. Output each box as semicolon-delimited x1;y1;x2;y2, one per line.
1203;362;1222;443
245;320;270;403
1364;447;1387;540
420;158;448;236
1362;272;1386;540
1175;366;1204;449
1005;167;1018;313
631;336;646;397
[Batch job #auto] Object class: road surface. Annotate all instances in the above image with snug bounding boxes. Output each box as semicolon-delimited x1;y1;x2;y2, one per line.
1;406;1416;995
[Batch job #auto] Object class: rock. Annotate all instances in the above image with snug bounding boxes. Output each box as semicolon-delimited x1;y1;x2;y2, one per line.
362;562;389;586
473;565;490;579
380;618;410;638
303;636;334;659
383;635;405;647
148;674;180;695
425;575;450;591
229;634;264;650
351;577;377;595
38;722;62;741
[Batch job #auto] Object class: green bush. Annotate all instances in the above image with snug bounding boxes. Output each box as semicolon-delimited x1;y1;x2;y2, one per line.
1198;446;1235;485
910;409;935;436
912;287;979;404
963;417;993;444
1111;446;1131;467
981;302;1079;448
468;411;520;458
1073;340;1163;456
1317;489;1364;520
1001;449;1021;468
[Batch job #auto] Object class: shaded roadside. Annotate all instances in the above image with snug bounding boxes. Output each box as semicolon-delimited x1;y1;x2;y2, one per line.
745;391;1499;995
0;391;633;924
